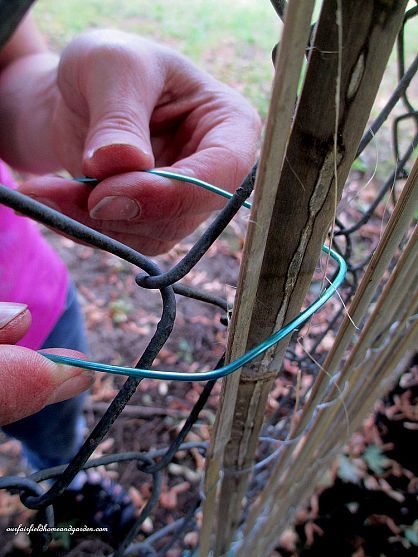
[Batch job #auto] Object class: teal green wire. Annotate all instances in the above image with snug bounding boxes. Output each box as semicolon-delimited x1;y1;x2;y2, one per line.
144;169;253;209
44;171;347;381
75;171;252;208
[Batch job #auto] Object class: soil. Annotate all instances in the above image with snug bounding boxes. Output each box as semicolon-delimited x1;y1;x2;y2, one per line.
277;357;418;557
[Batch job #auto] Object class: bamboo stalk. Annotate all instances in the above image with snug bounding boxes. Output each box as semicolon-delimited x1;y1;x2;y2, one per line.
238;269;417;556
241;156;418;541
203;1;408;554
242;228;417;548
302;157;418;421
198;2;315;553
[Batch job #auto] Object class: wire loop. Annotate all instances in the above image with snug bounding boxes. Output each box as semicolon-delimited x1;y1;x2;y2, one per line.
42;170;347;382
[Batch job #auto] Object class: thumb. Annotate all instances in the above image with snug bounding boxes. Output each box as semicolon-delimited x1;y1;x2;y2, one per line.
59;34;160;179
0;346;93;426
0;302;93;425
82;81;155;178
70;35;158;179
84;141;154;182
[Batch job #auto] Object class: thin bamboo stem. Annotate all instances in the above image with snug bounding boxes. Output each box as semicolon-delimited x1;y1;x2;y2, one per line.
302;157;418;425
238;283;417;556
199;2;315;554
243;157;418;538
201;1;409;554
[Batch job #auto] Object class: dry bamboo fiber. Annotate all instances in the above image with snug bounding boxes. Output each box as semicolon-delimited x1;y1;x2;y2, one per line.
198;1;315;554
297;157;418;431
239;171;418;555
238;286;417;556
201;0;408;554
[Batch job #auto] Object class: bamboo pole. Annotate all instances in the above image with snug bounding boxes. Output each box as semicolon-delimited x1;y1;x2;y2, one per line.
242;158;418;537
300;158;418;422
238;243;417;555
198;1;315;553
202;1;408;554
241;162;417;547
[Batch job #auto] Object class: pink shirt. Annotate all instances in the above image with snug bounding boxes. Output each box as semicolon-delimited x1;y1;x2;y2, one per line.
0;162;68;349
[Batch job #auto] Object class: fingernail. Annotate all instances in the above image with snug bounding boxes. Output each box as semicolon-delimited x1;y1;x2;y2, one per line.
47;374;94;405
86;144;153;161
0;302;28;329
50;364;94;385
90;196;140;220
28;196;60;211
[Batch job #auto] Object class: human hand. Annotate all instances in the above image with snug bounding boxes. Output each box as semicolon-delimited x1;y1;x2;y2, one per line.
18;30;260;254
0;303;93;426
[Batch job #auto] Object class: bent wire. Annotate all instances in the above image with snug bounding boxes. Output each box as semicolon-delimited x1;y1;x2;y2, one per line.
75;171;253;209
41;171;347;381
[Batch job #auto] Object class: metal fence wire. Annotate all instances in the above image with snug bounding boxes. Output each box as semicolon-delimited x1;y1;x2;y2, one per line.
0;2;417;556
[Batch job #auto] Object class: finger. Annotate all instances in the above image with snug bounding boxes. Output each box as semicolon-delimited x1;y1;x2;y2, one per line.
21;162;238;230
86;146;248;225
18;176;99;248
0;303;31;345
18;177;180;254
57;31;165;179
85;81;259;221
20;170;213;225
19;176;90;219
0;346;93;426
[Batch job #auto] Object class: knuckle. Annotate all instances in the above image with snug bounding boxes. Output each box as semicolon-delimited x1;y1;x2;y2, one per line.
92;106;143;135
61;31;155;88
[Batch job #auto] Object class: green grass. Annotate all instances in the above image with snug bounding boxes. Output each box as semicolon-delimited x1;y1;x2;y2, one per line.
33;1;417;143
33;0;280;118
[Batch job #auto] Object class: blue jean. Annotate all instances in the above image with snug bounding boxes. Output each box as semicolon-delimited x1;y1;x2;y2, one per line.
3;282;88;471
